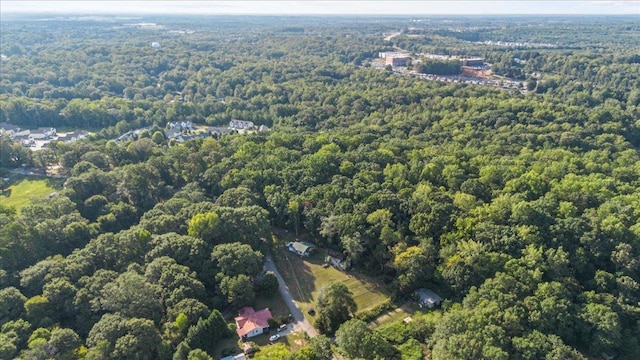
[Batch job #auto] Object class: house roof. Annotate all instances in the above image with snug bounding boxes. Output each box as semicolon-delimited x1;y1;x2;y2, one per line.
287;241;316;254
415;288;443;305
235;307;272;337
229;119;254;129
221;354;247;360
29;133;47;140
0;122;20;131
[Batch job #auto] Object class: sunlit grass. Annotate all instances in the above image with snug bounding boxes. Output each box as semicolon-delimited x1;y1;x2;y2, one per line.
270;229;391;325
0;176;63;213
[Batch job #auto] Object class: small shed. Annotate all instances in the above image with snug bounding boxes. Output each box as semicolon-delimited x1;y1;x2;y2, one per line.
415;288;443;309
326;251;346;270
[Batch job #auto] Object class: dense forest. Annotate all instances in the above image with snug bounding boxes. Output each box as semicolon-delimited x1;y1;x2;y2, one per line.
1;13;639;360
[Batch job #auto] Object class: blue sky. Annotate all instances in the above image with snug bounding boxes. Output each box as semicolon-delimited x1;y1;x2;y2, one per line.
2;1;639;15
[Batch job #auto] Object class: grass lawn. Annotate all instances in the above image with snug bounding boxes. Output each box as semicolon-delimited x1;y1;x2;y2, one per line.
370;302;424;328
254;293;291;320
280;330;308;352
0;176;64;213
270;229;391;325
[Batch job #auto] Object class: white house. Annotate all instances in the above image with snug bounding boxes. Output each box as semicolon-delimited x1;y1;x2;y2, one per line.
235;307;273;340
229;119;254;130
287;241;316;257
415;288;443;309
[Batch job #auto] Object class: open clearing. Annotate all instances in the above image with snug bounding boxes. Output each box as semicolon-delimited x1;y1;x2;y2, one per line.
0;176;63;212
270;229;391;325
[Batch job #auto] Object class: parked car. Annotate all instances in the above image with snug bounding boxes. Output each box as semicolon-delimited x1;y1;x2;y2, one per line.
269;334;281;342
277;324;287;332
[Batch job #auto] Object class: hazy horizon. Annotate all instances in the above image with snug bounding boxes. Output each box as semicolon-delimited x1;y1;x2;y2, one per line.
2;1;639;16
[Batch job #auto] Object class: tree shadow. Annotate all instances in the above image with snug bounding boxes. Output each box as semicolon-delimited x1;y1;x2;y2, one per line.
278;248;316;303
45;177;65;189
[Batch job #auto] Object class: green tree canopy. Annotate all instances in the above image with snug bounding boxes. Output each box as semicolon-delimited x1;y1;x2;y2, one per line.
315;281;357;335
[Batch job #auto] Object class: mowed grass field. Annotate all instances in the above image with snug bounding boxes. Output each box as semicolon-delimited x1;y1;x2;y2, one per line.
270;229;391;324
0;176;63;212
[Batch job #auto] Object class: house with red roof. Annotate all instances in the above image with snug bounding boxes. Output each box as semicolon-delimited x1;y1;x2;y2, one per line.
235;306;273;339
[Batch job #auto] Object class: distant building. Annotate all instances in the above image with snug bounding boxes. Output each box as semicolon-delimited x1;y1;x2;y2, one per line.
114;131;136;143
379;51;409;59
258;125;269;132
208;126;233;137
57;130;90;143
151;42;160;48
229;119;254;130
415;288;443;309
30;127;57;139
0;122;21;137
386;56;411;67
164;128;182;140
462;58;485;67
286;241;316;257
167;121;193;130
12;130;31;146
235;307;272;339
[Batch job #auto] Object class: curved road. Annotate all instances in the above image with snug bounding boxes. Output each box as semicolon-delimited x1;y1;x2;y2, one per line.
264;254;318;338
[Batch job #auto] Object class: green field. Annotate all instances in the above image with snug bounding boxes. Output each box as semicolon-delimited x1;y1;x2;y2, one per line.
253;293;291;320
270;229;391;325
0;176;63;212
369;302;424;328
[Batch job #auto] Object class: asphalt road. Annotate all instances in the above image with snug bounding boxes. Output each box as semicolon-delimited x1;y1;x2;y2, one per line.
264;253;318;338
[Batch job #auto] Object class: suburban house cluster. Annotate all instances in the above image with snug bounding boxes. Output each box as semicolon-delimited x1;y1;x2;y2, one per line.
1;123;90;150
229;119;269;132
114;119;268;144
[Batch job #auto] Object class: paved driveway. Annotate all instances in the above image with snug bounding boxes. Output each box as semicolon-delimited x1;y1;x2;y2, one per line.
264;253;318;337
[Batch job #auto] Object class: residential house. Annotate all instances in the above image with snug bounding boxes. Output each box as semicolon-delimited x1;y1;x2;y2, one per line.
235;307;273;340
229;119;254;130
12;130;33;146
208;126;233;137
286;241;316;257
167;121;193;130
164;127;182;140
0;122;21;137
56;130;90;143
415;288;443;309
114;131;136;143
258;125;269;132
31;127;57;139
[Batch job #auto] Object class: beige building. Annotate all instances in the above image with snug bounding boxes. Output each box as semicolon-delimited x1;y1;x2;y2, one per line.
386;56;411;67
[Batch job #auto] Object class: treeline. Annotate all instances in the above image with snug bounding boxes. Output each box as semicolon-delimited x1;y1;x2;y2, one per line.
416;58;462;75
